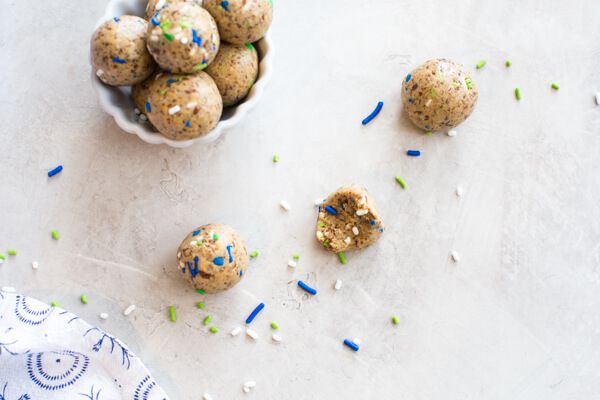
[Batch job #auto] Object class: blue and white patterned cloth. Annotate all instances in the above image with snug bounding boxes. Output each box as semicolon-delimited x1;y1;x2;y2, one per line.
0;292;170;399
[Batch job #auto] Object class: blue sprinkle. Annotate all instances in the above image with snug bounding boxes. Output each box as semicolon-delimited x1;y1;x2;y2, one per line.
297;280;317;295
425;125;429;129
370;220;375;225
151;17;160;26
239;270;243;276
245;302;264;324
213;257;224;266
324;205;338;216
405;87;408;91
203;60;208;64
189;259;199;278
362;101;384;125
380;228;383;232
186;121;190;127
318;205;321;212
192;229;201;236
344;339;359;352
181;268;186;273
407;150;421;156
167;79;175;83
406;74;412;83
164;68;172;73
408;98;412;103
221;1;230;11
112;57;126;64
47;165;63;178
145;101;151;113
113;17;120;22
226;245;233;263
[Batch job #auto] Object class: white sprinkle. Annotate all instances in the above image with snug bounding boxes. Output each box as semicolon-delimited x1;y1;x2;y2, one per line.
1;287;15;293
190;240;197;246
209;230;214;239
316;231;324;240
134;108;141;115
181;37;188;44
201;47;208;57
178;261;184;269
211;32;217;43
596;93;600;105
203;394;214;400
456;186;464;196
272;334;282;342
425;99;432;107
244;381;256;388
246;328;259;340
155;73;163;80
243;387;250;393
353;338;361;345
334;279;342;290
140;114;148;121
231;327;242;336
99;313;109;319
451;250;460;262
356;209;368;216
344;237;351;245
447;130;457;137
169;105;181;115
0;259;3;264
177;251;181;258
352;227;359;236
314;198;325;206
150;35;159;42
190;48;197;56
32;261;39;269
280;200;291;211
175;32;184;40
187;102;197;108
155;0;166;10
123;304;137;316
96;69;104;77
287;260;297;268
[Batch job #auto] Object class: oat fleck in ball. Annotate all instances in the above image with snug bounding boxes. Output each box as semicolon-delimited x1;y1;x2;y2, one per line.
90;16;157;86
401;59;478;132
146;2;220;74
177;224;248;293
203;0;273;45
146;72;222;140
205;42;258;106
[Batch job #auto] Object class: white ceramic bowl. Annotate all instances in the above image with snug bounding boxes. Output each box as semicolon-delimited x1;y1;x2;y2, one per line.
91;0;274;148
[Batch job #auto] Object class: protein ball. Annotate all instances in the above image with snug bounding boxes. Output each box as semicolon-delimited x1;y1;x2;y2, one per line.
177;223;249;293
146;2;220;73
144;0;201;21
205;42;258;106
132;69;162;114
401;58;478;132
316;184;385;253
146;72;222;140
90;16;157;86
203;0;273;45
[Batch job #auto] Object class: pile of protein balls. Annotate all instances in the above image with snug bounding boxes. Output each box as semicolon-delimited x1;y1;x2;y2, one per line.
90;0;273;140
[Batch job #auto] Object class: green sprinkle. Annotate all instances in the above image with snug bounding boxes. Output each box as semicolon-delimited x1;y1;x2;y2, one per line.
551;83;560;90
395;176;407;189
323;240;329;247
246;43;253;51
506;60;512;67
197;302;204;309
436;69;443;80
193;64;207;71
465;78;474;89
476;60;487;69
181;22;191;29
169;306;176;322
271;321;279;329
160;19;171;30
430;88;436;98
213;233;218;240
273;154;279;162
197;241;203;246
8;250;17;255
52;230;59;240
164;32;173;41
250;250;259;258
244;21;251;28
452;81;458;87
196;288;205;295
515;88;522;100
0;254;5;259
177;75;191;81
51;301;59;307
210;326;218;333
204;315;212;325
81;295;88;304
318;222;326;228
269;0;273;7
426;130;432;136
160;90;165;95
338;251;347;264
392;316;399;324
293;254;300;259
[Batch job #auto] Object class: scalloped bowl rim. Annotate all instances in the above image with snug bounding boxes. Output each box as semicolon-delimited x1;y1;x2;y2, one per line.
91;0;274;148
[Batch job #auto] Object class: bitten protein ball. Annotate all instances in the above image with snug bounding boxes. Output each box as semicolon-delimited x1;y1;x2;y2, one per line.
203;0;273;45
90;16;157;86
401;59;478;132
205;42;258;106
146;2;220;73
145;72;222;140
177;224;249;293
